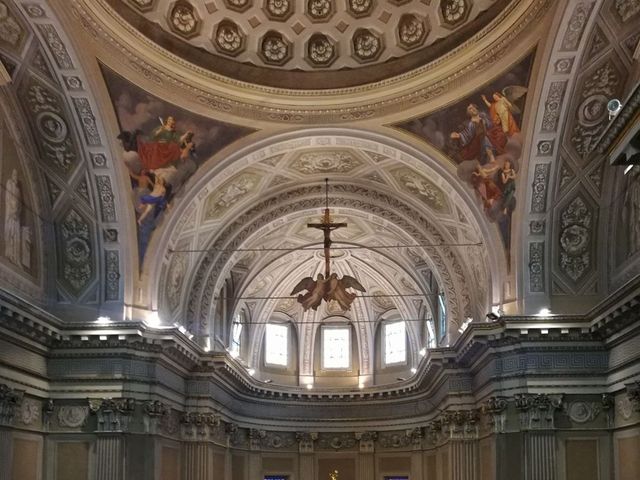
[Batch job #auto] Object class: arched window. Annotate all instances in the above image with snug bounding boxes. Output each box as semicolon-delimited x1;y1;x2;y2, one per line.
322;325;351;369
383;320;406;365
265;323;289;366
229;311;244;358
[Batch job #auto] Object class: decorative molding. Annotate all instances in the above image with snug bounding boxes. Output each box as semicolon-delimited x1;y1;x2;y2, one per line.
530;163;550;213
529;241;545;292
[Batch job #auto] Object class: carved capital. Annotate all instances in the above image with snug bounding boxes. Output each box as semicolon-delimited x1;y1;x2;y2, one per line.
514;393;563;430
296;431;318;453
626;381;640;412
481;396;508;433
0;384;24;426
88;398;136;432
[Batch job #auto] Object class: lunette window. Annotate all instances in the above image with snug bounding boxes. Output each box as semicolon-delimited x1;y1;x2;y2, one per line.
322;326;350;369
265;323;288;366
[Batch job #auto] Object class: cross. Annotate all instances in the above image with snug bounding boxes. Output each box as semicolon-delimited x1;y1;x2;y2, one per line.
307;179;347;277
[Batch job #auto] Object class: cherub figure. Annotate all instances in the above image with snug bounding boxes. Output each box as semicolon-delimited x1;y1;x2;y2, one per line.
290;274;328;311
324;273;366;311
137;174;168;225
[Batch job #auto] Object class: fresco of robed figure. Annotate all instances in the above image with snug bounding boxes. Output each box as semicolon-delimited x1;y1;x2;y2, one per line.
101;66;255;267
396;54;534;268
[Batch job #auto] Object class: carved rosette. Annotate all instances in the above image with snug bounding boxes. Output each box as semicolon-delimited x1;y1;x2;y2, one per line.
351;28;383;63
168;1;200;38
223;0;252;12
259;31;292;65
306;0;334;22
263;0;293;20
397;13;429;50
439;0;470;28
213;20;246;56
558;195;594;283
306;34;337;67
347;0;374;18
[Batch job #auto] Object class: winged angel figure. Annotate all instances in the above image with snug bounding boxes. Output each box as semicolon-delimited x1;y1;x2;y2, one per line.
290;273;366;311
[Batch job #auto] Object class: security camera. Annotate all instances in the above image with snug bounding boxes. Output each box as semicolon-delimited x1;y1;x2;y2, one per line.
608;99;622;120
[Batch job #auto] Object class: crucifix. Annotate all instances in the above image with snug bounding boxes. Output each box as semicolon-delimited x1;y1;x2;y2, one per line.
307;178;347;278
290;179;366;311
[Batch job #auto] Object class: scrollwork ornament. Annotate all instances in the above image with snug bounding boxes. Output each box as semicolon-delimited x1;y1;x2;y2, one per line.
57;406;88;428
614;0;640;23
559;196;593;282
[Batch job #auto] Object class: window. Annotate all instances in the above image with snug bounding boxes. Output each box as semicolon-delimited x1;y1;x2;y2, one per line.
229;314;243;358
426;316;437;349
438;293;447;341
384;321;406;365
322;326;350;369
265;323;288;366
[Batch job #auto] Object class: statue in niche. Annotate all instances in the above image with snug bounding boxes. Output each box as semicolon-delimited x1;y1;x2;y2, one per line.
623;166;640;256
4;168;21;265
21;225;31;269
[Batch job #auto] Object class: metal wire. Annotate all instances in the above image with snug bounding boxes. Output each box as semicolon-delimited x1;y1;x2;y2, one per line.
170;242;482;253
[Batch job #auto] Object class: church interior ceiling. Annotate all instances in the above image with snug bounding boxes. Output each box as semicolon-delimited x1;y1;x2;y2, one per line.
0;0;639;390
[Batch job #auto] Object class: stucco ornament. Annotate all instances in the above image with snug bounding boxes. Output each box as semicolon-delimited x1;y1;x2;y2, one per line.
169;2;199;37
559;196;592;282
215;21;245;55
352;29;382;62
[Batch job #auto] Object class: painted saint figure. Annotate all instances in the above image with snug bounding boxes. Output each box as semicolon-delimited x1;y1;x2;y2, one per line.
4;169;21;265
135;116;194;170
450;104;497;165
482;92;521;137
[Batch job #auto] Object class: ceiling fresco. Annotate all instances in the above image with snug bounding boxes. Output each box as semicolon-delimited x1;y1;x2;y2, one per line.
101;65;256;266
396;52;534;267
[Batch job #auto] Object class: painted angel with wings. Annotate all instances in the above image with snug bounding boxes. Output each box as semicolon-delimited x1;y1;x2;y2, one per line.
481;86;527;137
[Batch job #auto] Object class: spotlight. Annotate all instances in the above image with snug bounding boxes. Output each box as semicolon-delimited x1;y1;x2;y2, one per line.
410;367;417;374
537;307;551;317
419;348;427;356
95;316;111;324
607;99;622;120
486;312;500;321
396;377;406;381
247;368;255;376
264;379;273;383
306;384;313;390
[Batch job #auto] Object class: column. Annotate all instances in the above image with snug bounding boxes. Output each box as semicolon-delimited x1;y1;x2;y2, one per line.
248;452;262;479
450;440;478;480
183;443;211;480
95;435;124;480
0;429;12;480
358;453;374;480
524;432;556;480
299;454;314;479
